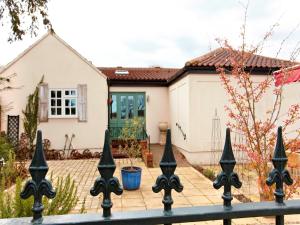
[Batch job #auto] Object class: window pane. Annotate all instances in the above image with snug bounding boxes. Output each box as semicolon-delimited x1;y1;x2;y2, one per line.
51;108;56;115
57;91;62;98
65;90;69;96
57;99;61;106
70;99;76;107
137;95;145;117
70;90;76;96
51;91;56;98
57;108;62;115
71;108;76;115
128;96;134;119
120;96;126;119
51;99;56;106
110;95;117;119
65;99;70;106
65;108;70;115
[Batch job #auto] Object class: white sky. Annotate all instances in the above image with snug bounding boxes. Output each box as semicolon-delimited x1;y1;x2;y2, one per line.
0;0;300;68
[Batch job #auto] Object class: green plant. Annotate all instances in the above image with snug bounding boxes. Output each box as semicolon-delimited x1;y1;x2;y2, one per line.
0;174;82;218
0;152;19;188
202;168;216;181
22;76;43;157
44;174;79;215
118;117;144;168
0;135;15;161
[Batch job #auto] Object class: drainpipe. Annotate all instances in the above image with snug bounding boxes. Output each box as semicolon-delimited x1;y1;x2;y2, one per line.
107;78;110;130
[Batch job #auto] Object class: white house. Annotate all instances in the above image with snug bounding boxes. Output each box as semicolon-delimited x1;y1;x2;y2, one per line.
0;31;297;165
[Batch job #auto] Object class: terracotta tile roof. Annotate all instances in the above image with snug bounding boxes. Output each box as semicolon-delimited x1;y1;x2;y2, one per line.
98;67;179;81
185;48;295;69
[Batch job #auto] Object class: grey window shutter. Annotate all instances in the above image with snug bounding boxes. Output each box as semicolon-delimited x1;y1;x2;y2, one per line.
78;84;87;122
39;83;49;122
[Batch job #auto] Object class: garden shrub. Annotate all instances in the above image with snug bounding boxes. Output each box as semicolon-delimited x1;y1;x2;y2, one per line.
0;174;82;218
0;135;15;161
202;168;216;181
118;117;144;168
0;153;20;188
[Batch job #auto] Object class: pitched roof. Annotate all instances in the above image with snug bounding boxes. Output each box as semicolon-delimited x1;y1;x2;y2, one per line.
185;48;295;69
0;30;106;79
98;67;179;82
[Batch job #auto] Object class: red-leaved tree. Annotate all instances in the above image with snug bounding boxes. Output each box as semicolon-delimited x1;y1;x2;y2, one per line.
217;14;300;200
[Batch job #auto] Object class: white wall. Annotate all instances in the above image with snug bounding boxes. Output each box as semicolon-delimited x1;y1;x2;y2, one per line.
169;76;189;151
1;34;108;150
279;82;300;139
169;73;275;165
110;86;169;144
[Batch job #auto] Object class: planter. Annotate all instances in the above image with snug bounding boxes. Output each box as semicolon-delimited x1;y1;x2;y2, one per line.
158;122;168;145
139;140;148;150
121;166;142;190
158;122;168;131
142;149;153;168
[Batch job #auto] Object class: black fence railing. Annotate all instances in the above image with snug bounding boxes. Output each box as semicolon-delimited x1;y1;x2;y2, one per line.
1;126;300;225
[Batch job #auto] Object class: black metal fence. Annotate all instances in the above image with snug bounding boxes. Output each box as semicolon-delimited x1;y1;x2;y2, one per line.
1;127;300;225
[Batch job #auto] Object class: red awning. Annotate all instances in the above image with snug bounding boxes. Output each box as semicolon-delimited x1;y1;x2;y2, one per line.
274;65;300;86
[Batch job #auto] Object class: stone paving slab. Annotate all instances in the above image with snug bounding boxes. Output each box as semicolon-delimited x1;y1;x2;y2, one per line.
45;159;300;225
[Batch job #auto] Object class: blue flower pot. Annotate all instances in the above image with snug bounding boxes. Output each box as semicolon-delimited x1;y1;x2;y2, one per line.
121;166;142;190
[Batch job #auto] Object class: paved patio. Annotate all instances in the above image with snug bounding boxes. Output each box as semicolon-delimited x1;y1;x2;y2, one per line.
45;158;300;225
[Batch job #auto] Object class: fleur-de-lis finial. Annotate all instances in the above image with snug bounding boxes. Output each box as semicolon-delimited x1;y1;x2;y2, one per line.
266;126;293;204
20;130;56;223
152;129;183;212
90;130;123;217
213;128;242;207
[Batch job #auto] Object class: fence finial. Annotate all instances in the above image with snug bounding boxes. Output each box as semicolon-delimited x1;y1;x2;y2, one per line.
90;129;123;217
20;130;56;223
213;128;242;207
153;129;183;212
266;126;293;204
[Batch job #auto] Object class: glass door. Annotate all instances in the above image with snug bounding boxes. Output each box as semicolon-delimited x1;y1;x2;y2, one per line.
109;92;145;139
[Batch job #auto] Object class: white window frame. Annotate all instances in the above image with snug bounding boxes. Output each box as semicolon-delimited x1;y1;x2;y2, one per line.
48;88;78;118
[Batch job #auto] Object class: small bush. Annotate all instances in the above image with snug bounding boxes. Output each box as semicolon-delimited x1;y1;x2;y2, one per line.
0;174;83;218
118;117;144;168
202;168;216;181
0;135;15;161
0;153;19;188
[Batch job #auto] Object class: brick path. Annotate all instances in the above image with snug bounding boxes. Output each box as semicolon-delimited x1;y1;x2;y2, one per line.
45;159;300;225
151;144;190;167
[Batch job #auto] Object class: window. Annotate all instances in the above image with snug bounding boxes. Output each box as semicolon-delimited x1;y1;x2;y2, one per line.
110;95;117;119
137;95;145;117
49;89;77;118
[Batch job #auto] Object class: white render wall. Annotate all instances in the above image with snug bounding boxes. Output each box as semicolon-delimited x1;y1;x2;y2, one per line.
110;86;169;144
169;73;277;165
169;76;189;151
279;82;300;138
1;34;108;150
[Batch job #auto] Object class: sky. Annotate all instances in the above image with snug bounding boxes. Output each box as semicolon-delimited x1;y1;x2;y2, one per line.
0;0;300;68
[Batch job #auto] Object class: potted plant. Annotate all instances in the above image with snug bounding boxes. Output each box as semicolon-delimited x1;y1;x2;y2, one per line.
118;117;144;190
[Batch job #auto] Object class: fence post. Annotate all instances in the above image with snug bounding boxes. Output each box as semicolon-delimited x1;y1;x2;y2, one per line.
213;128;242;225
90;130;123;217
20;130;56;224
153;129;183;225
266;126;293;225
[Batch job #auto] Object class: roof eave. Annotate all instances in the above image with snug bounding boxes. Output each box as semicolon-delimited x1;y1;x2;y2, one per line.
108;79;169;87
167;65;281;86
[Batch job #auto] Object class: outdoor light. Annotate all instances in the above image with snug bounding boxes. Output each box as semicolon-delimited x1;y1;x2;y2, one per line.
146;95;150;103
